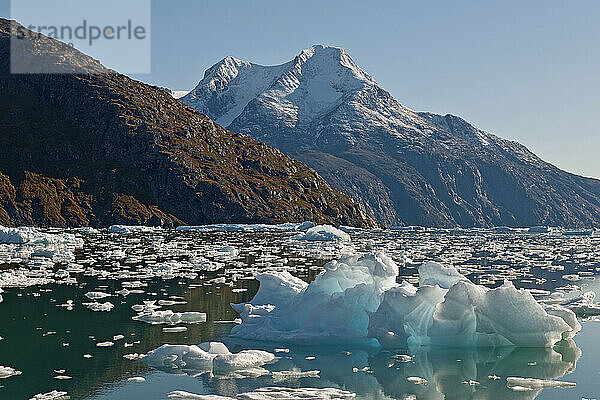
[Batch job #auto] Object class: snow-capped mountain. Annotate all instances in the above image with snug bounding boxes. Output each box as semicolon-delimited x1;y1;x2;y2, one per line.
182;45;600;227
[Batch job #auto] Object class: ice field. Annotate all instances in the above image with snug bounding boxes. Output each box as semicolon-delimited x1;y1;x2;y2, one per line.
1;224;600;399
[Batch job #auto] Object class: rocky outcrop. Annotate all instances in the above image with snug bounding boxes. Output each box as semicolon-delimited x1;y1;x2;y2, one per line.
0;21;375;228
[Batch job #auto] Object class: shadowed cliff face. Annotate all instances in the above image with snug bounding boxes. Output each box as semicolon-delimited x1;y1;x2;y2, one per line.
184;45;600;228
0;20;375;228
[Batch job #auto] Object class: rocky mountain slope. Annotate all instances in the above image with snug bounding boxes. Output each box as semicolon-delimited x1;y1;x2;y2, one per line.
0;21;374;228
183;45;600;228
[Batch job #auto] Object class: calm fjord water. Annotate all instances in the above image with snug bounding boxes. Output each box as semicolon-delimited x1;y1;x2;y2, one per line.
1;228;599;399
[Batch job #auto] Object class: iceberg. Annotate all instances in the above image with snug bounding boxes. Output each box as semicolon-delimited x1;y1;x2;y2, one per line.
231;253;397;344
0;226;83;246
293;225;351;242
231;252;579;348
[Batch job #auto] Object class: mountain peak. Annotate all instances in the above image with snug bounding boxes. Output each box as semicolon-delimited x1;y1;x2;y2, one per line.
293;44;373;84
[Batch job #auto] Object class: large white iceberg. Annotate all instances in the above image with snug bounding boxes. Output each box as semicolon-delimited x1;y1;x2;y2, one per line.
231;252;580;348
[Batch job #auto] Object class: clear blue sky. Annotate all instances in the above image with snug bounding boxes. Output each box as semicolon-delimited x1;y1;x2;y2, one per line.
2;0;599;178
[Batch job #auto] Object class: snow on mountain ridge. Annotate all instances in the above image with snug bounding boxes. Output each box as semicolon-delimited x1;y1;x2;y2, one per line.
183;45;380;129
182;45;600;228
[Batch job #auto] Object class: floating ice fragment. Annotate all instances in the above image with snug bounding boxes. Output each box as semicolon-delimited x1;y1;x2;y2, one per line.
132;310;206;325
143;342;274;374
407;376;428;385
212;350;275;372
506;376;576;389
96;341;114;347
127;377;145;382
555;292;600;316
272;370;320;381
167;387;355;400
123;353;145;361
0;366;22;379
163;326;188;333
29;391;70;400
84;292;111;300
85;302;114;312
166;392;232;399
158;300;187;306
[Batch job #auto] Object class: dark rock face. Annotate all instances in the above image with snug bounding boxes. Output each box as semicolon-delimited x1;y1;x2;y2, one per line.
183;45;600;228
0;21;375;228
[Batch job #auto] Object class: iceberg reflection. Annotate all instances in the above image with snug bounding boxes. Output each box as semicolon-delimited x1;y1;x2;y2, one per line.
148;339;580;399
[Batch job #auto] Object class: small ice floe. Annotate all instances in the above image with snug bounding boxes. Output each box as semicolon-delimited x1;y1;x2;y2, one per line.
113;335;125;341
392;354;413;363
53;375;72;380
29;391;70;400
167;387;355;399
96;341;114;347
163;326;187;333
127;377;145;382
131;301;162;313
84;292;111;300
132;310;206;325
0;366;22;379
506;376;576;390
158;300;187;306
551;292;600;317
562;274;581;282
272;370;320;381
293;225;351;242
143;342;274;374
123;353;145;361
273;348;289;353
57;300;74;310
83;354;92;359
407;376;428;385
85;302;114;312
